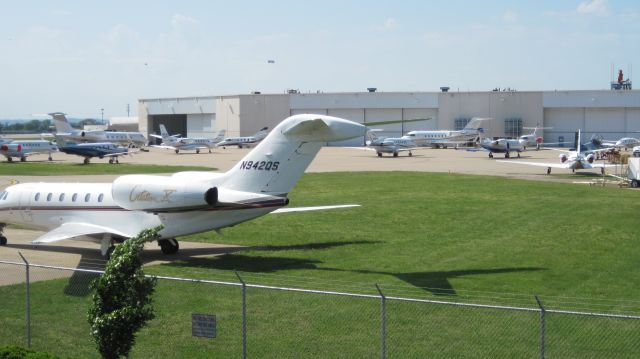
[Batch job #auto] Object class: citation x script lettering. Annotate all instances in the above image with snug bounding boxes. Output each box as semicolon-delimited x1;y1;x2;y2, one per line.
0;114;364;257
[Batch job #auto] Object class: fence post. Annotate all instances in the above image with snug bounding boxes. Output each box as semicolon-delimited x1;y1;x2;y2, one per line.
535;295;545;359
235;271;247;359
375;284;386;359
18;252;31;348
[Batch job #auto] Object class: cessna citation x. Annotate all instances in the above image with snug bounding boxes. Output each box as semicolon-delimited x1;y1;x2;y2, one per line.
0;114;364;256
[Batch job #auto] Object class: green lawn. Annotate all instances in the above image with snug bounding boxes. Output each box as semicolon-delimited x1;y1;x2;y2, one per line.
0;162;214;176
1;171;640;358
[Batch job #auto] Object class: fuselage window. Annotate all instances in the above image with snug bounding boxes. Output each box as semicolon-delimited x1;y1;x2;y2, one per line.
46;193;52;201
59;193;65;201
72;193;78;202
34;193;40;201
84;193;91;202
98;193;104;202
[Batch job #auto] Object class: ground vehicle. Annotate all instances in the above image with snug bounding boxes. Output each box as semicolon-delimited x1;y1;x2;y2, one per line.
627;157;640;188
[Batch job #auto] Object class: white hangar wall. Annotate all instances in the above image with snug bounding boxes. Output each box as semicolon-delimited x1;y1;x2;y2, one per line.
138;90;640;146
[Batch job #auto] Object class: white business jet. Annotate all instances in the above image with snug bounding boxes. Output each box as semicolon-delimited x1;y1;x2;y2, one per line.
51;112;147;147
497;130;615;175
403;117;489;148
0;114;364;256
216;127;269;149
151;124;225;154
0;140;58;162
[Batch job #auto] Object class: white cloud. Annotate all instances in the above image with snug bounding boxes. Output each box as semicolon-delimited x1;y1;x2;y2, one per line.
384;17;397;30
503;10;518;23
171;14;198;30
577;0;608;15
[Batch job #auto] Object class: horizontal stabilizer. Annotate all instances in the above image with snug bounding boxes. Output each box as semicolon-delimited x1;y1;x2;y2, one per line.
32;222;131;244
270;204;360;214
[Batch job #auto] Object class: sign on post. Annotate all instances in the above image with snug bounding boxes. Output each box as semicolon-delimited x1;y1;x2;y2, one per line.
192;313;216;338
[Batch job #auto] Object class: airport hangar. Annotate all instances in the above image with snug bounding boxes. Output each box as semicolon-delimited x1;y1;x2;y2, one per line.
138;89;640;147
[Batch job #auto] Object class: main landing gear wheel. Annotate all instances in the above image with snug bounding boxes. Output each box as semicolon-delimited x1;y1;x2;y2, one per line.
158;239;179;255
393;152;398;157
517;153;521;158
7;157;12;163
504;152;510;159
631;180;639;188
0;236;7;246
547;167;551;175
48;156;53;161
20;157;26;162
175;149;179;154
408;152;413;157
83;158;90;165
109;158;114;164
196;149;200;154
488;153;493;158
377;152;382;157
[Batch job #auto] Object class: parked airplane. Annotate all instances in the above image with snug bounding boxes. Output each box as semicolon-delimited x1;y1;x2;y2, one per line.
479;138;525;158
497;130;614;174
151;124;225;154
519;125;552;150
0;114;363;256
366;130;419;157
51;112;147;147
56;136;133;164
0;140;58;162
603;137;640;150
216;127;269;149
403;118;489;148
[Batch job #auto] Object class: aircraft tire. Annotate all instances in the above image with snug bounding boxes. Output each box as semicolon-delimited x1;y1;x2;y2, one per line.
377;152;382;157
504;153;510;159
83;158;90;165
393;152;398;157
159;239;179;255
517;153;520;158
0;236;7;246
631;180;639;188
547;167;551;175
196;149;200;154
20;157;26;162
175;149;179;154
601;167;605;175
488;153;493;158
48;156;53;161
7;157;12;163
109;158;114;164
409;152;413;157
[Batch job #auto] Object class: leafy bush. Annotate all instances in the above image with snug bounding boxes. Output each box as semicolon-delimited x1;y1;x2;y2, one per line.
88;226;162;359
0;345;61;359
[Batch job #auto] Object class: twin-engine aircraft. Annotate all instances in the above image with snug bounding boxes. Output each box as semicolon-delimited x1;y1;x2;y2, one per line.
366;129;419;157
51;112;147;147
216;127;269;149
151;124;225;154
55;136;133;164
497;130;615;174
0;114;364;256
0;140;58;162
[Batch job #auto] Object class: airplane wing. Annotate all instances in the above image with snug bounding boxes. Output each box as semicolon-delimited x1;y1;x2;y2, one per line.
151;145;178;150
103;150;133;157
270;204;360;214
32;222;131;244
496;160;569;169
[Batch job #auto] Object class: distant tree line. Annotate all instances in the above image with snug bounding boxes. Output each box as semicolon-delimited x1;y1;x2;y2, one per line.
0;118;100;134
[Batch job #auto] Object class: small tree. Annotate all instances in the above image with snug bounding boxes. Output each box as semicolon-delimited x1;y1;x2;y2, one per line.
88;226;162;359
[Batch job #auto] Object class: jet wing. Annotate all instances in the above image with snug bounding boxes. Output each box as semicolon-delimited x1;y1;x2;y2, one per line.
104;151;132;157
32;222;131;244
270;204;360;214
151;145;178;150
496;160;569;169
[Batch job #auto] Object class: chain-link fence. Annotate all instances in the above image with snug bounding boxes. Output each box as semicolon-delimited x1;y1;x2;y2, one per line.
1;258;639;358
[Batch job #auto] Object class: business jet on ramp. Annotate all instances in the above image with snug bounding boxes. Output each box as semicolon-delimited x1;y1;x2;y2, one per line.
0;115;363;256
151;124;225;154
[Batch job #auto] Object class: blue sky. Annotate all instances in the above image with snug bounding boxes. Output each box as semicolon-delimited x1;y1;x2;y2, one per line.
0;0;638;118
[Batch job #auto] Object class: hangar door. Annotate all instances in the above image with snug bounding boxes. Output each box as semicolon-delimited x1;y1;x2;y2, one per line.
150;115;187;145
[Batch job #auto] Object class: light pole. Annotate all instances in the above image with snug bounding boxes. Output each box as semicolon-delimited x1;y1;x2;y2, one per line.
101;108;104;125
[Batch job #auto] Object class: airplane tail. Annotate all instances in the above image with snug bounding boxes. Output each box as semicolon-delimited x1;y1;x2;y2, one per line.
254;127;269;140
221;115;364;195
213;129;226;143
49;112;74;134
159;124;171;140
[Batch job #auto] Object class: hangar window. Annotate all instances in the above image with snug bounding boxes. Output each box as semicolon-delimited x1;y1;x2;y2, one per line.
455;118;471;131
504;118;523;138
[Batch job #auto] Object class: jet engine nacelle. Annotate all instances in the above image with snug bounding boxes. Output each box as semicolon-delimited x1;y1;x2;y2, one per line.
0;143;22;154
559;153;568;163
586;153;595;163
112;175;217;212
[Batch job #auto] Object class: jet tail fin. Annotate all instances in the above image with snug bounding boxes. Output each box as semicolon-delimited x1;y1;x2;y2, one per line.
222;115;364;195
49;112;74;133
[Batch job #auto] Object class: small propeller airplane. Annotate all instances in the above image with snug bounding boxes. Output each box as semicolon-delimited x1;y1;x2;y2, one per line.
56;136;134;164
479;137;525;158
0;114;364;257
365;129;419;157
497;130;616;175
151;124;225;154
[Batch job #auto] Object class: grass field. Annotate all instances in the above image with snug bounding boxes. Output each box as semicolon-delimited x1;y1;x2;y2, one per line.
1;171;640;357
0;162;213;176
